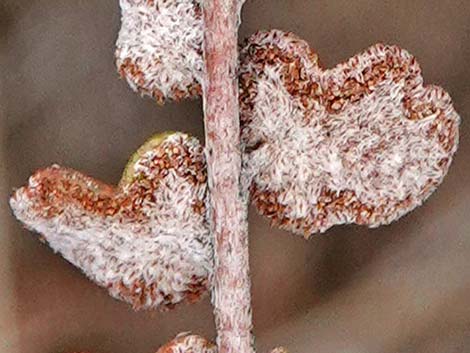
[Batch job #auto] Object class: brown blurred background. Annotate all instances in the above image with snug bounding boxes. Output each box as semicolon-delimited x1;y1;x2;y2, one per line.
0;1;469;352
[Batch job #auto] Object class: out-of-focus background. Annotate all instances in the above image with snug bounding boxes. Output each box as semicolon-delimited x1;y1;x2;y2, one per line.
0;1;469;352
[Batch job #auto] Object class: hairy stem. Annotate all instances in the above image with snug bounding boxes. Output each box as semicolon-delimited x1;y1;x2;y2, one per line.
202;1;254;353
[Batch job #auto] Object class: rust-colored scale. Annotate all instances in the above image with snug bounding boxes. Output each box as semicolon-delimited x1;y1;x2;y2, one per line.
110;274;208;311
116;0;203;105
240;38;424;118
118;56;202;105
10;133;212;311
26;139;207;221
155;334;217;353
251;184;419;237
239;30;460;236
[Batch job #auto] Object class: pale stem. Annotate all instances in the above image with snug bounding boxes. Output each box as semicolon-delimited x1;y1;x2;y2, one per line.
202;1;255;353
